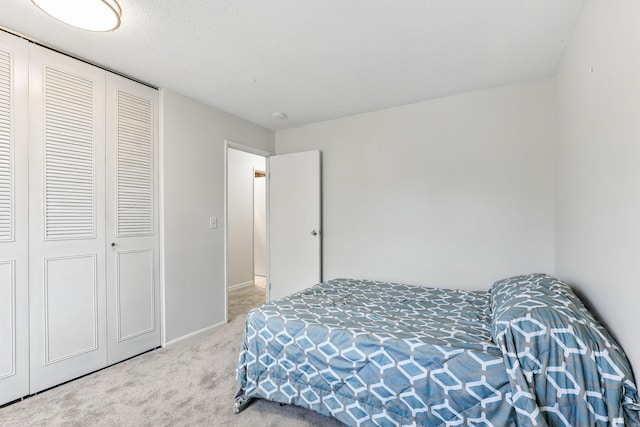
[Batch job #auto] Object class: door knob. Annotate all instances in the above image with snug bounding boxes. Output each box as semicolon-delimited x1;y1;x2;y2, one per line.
311;230;318;236
111;242;116;247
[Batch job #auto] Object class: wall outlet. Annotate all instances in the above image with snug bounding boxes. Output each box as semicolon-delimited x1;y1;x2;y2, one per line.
209;216;217;229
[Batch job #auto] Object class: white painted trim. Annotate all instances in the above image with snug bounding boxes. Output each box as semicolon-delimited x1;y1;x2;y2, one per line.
158;88;167;347
163;320;227;347
266;156;271;303
251;167;256;282
226;140;272;157
228;281;255;291
223;142;229;325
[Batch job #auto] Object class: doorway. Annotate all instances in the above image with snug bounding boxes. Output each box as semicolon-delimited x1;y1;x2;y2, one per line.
226;145;268;321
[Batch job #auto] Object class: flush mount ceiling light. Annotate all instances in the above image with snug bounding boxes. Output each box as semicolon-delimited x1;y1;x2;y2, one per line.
32;0;122;32
272;112;288;120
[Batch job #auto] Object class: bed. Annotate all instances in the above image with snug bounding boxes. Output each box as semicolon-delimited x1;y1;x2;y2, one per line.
235;274;640;426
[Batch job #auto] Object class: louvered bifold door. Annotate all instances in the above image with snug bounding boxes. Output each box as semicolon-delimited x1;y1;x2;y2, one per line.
28;45;107;393
105;73;160;365
0;32;29;406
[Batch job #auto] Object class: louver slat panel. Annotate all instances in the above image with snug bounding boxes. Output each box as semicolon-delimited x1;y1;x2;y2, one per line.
0;49;12;242
44;67;95;240
116;91;152;237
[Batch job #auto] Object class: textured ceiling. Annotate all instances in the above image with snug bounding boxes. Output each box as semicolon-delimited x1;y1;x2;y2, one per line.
0;0;585;130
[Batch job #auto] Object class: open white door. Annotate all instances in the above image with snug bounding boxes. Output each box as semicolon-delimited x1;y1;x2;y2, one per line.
269;150;321;300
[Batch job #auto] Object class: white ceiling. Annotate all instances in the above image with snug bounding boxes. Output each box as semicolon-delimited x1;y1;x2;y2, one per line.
1;0;585;131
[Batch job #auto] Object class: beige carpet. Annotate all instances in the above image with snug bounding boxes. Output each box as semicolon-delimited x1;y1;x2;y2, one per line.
228;280;265;321
0;285;344;426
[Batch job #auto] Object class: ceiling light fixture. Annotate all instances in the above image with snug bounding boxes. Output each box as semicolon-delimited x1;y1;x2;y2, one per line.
272;112;288;120
31;0;122;32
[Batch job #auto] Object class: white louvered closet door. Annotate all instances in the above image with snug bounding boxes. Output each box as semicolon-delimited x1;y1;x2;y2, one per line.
105;73;160;365
0;32;29;406
28;45;107;393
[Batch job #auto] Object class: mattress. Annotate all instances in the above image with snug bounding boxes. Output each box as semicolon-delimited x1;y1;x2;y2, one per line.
236;278;515;425
236;275;640;426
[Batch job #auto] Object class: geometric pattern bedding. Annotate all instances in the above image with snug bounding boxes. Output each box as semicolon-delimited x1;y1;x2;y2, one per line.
236;275;640;426
491;274;640;426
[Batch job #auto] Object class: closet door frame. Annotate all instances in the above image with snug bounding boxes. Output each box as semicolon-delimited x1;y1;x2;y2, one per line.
0;30;29;406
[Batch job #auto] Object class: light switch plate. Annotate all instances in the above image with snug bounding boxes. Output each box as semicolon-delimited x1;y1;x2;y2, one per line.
209;216;217;229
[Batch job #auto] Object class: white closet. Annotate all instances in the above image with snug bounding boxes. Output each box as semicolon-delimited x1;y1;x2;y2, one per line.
0;32;160;403
104;72;160;367
28;44;109;393
0;31;29;406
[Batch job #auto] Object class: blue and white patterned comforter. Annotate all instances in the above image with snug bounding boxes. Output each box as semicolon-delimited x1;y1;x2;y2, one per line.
490;274;640;426
236;275;640;426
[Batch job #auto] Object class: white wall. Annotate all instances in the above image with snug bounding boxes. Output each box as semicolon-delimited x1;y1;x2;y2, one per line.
556;0;640;375
161;90;274;342
227;148;266;288
254;176;267;277
276;79;557;290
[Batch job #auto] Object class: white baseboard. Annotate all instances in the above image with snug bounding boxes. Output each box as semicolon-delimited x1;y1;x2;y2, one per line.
163;319;227;347
228;280;255;291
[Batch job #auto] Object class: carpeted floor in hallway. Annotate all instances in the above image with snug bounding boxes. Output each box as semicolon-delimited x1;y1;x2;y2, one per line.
228;277;266;320
0;280;344;426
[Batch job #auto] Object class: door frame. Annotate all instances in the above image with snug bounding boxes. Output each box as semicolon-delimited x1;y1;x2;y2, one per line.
224;140;273;323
